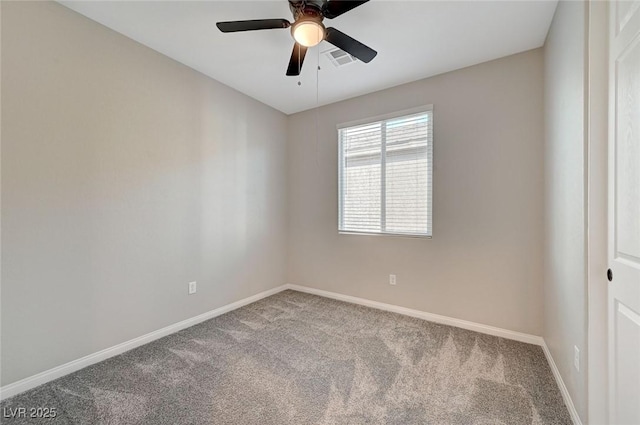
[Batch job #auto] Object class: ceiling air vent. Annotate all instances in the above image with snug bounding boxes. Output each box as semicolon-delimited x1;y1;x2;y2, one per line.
324;48;358;67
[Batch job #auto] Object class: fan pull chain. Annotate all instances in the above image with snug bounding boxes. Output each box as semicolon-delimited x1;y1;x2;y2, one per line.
315;46;320;168
298;66;320;86
316;47;320;104
297;43;302;86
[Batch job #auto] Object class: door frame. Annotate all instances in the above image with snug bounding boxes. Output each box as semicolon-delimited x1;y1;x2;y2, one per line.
586;1;609;424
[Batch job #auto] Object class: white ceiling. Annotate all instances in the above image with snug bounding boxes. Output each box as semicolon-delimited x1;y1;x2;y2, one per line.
59;1;557;115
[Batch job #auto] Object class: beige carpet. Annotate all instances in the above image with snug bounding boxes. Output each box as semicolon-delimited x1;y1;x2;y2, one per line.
1;290;572;424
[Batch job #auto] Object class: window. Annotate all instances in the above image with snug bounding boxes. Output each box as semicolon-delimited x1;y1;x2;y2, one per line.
338;106;433;237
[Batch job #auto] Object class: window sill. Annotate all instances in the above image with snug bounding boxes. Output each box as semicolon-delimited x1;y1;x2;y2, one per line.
338;231;432;239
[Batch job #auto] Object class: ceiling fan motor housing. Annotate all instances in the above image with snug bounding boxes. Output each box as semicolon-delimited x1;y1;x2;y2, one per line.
288;0;326;21
289;0;326;47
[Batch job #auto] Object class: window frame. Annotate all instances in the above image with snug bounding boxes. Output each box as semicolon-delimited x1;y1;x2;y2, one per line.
337;105;434;239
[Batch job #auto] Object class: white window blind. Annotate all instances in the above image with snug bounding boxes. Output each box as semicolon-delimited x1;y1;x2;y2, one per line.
338;107;433;237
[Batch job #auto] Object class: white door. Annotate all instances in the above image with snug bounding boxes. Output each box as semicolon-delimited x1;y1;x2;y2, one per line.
609;1;640;424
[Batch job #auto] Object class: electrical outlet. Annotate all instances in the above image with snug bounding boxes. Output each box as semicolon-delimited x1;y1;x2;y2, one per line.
389;274;396;285
574;346;580;372
188;281;197;295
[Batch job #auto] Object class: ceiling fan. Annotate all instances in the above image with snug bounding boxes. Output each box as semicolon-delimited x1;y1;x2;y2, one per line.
216;0;377;76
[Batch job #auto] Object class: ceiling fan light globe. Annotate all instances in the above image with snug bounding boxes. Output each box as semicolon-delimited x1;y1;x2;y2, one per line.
292;21;324;47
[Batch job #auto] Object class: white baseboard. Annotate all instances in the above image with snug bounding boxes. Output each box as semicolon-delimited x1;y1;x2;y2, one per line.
0;284;289;401
541;341;583;425
285;284;544;346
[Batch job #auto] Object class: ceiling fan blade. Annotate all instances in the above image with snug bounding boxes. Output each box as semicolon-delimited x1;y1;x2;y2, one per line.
322;0;370;19
216;19;290;33
324;27;377;63
286;43;308;76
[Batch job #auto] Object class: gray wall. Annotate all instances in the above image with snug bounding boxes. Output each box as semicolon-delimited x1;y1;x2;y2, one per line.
287;49;545;336
1;1;288;386
543;1;588;422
